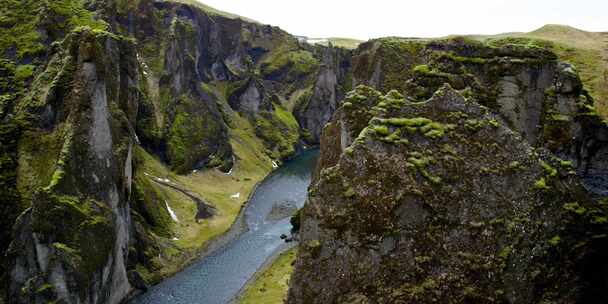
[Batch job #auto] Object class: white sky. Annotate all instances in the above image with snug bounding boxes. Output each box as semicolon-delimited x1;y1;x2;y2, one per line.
197;0;607;40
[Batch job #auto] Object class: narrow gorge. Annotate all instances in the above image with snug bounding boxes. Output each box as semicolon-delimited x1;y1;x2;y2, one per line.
0;1;606;304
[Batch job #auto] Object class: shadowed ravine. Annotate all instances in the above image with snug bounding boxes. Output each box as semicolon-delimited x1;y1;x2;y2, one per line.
130;149;319;304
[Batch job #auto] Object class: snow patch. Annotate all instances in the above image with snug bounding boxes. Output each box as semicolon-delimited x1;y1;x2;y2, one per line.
165;201;179;222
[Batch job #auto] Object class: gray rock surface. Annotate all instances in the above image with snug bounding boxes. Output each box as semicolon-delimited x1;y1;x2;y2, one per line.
288;84;608;304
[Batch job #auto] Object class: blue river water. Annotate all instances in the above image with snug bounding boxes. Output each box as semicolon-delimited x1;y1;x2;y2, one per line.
130;149;319;304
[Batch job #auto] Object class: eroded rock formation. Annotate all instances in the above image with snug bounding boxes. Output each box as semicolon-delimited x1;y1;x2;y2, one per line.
289;84;608;303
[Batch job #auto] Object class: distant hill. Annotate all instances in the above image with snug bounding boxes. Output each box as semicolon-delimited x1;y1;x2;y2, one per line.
305;37;363;49
173;0;259;23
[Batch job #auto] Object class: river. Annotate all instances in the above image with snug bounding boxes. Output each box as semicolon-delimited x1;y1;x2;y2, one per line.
130;149;319;304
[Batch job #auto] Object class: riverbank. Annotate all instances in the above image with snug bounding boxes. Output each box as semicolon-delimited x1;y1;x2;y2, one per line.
129;149;318;304
129;114;276;287
231;244;298;304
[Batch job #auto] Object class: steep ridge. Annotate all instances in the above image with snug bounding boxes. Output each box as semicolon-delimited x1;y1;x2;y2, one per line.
289;84;608;303
8;28;137;304
351;37;608;195
288;35;608;303
0;0;351;303
1;1;607;304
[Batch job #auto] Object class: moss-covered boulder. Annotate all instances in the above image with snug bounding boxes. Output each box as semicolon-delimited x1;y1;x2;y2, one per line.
288;85;608;303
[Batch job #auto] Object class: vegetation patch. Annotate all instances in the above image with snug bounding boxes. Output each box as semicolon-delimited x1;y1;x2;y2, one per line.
238;248;297;304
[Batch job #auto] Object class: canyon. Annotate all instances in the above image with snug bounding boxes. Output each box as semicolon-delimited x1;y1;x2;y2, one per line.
0;1;607;303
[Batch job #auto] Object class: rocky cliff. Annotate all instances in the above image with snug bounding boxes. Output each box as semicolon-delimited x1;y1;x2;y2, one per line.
289;39;608;303
351;37;608;196
1;1;607;304
7;28;137;304
0;0;351;303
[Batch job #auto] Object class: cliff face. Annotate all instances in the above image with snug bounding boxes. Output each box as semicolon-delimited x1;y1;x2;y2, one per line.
0;0;350;303
7;28;137;304
289;38;608;303
289;84;608;304
294;45;354;143
351;37;608;196
2;1;607;303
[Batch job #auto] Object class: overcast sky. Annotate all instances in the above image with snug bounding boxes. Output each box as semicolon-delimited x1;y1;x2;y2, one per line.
197;0;607;40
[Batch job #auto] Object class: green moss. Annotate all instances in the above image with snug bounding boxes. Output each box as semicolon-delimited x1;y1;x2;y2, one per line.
35;283;53;295
381;129;403;143
406;153;442;184
591;216;608;225
548;235;561;246
254;104;300;160
0;0;108;60
401;278;439;299
499;245;512;260
167;95;225;173
344;146;354;156
0;1;45;59
441;52;488;64
558;159;573;169
420;122;448;139
381;117;452;139
47;0;108;31
17;124;71;204
534;177;550;191
0;117;23;283
308;239;321;249
45;168;65;191
261;50;319;78
413;64;431;74
32;192;115;282
373;125;390;136
464;119;484;132
563;202;587;215
540;161;558;177
15;65;35;81
386;117;431;127
368;39;426;93
273;103;299;130
508;161;522;170
344;187;356;198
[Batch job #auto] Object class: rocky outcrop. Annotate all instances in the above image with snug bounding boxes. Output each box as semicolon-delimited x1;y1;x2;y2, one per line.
351;37;608;195
7;28;138;304
2;1;607;304
288;85;608;303
228;77;273;114
0;0;354;302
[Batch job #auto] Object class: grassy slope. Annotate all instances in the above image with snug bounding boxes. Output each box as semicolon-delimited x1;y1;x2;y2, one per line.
238;248;298;304
173;0;259;23
471;25;608;117
306;37;363;50
136;83;275;279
